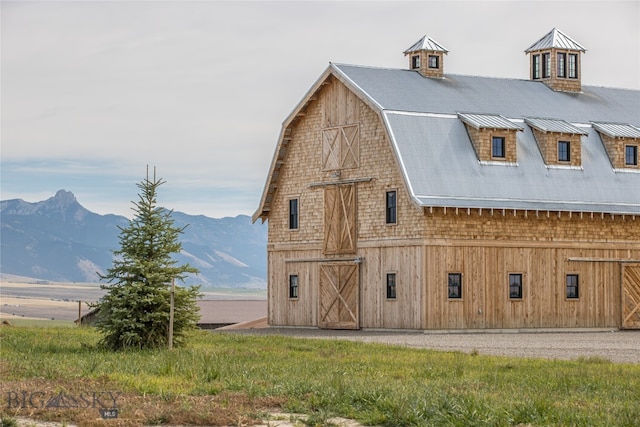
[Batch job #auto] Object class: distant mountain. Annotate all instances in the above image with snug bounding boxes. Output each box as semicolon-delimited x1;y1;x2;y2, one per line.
0;190;267;288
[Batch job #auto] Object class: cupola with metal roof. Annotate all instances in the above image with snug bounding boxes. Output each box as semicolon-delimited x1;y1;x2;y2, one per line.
525;28;586;92
404;35;448;78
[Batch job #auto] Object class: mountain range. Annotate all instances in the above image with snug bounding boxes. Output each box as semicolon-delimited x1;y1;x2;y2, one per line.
0;190;267;288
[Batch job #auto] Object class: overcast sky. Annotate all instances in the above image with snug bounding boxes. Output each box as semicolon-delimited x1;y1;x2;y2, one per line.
2;1;638;219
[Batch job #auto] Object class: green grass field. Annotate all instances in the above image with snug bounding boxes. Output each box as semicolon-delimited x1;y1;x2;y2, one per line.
1;325;639;426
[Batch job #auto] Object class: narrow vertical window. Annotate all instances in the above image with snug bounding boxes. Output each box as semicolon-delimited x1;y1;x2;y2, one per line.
411;55;420;69
542;53;551;78
428;55;439;69
289;274;299;299
532;54;541;79
568;54;578;79
509;274;523;299
386;273;397;299
492;136;505;158
558;141;571;162
625;145;638;166
557;52;566;77
385;190;397;224
566;274;579;299
448;273;462;299
289;198;298;230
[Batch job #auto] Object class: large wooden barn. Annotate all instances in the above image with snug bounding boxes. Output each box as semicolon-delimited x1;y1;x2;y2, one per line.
254;28;640;330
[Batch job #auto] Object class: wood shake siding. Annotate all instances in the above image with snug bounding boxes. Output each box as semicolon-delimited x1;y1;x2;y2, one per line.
599;133;640;169
256;30;640;331
531;128;582;167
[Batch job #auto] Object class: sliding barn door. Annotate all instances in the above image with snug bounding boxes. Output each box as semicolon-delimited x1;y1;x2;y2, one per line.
319;183;359;329
319;263;359;329
622;264;640;329
323;184;356;255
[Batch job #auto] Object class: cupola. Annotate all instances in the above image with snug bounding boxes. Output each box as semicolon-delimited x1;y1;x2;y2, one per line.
404;35;448;78
525;28;586;92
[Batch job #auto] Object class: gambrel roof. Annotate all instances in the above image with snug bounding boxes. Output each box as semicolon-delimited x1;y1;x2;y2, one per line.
254;63;640;221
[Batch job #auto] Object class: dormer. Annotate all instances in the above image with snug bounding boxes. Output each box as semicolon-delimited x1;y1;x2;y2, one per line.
525;117;587;168
525;28;586;92
458;113;523;163
592;122;640;170
404;35;448;78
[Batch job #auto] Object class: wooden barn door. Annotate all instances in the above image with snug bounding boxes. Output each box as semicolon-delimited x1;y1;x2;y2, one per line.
319;183;359;329
319;263;359;329
622;264;640;329
323;184;356;255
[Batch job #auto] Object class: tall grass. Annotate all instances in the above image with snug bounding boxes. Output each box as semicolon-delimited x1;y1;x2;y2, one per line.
1;326;639;426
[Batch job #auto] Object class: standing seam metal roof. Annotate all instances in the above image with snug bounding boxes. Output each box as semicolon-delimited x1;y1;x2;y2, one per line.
330;63;640;215
524;117;588;135
591;122;640;139
524;27;587;52
404;35;448;54
458;113;523;130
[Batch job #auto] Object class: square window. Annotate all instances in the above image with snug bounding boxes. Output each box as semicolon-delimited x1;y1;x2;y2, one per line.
509;273;523;299
492;136;505;158
428;55;439;69
558;141;571;162
411;55;420;69
289;274;299;299
566;274;579;299
386;273;397;299
448;273;462;299
626;145;638;166
386;190;397;224
289;198;299;230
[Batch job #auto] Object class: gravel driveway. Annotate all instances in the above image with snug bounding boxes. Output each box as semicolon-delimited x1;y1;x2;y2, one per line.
222;328;640;364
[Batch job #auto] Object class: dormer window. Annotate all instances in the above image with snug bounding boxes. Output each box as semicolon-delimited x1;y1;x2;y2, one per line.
411;55;420;69
458;113;523;163
492;137;506;158
626;145;638;166
525;118;586;167
558;141;571;162
592;122;640;170
428;55;439;69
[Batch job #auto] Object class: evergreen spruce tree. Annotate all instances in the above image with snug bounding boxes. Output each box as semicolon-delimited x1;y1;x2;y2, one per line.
95;168;201;350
